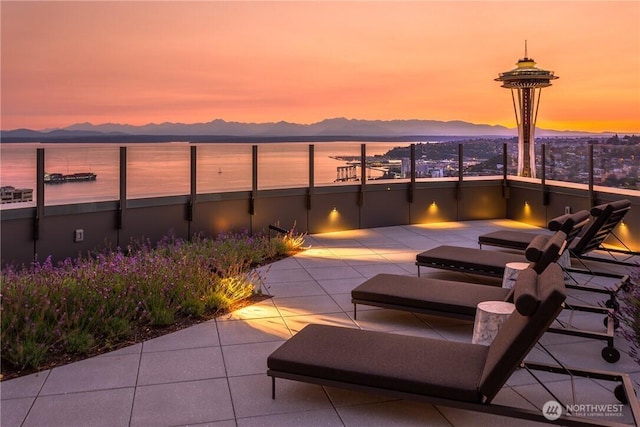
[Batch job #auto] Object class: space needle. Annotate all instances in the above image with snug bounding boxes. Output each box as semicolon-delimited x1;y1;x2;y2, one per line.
496;42;558;178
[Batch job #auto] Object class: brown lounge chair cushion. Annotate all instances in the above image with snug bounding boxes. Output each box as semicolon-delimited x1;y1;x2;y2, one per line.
416;230;566;277
416;245;526;277
268;323;489;402
351;273;510;317
477;210;590;251
512;267;539;316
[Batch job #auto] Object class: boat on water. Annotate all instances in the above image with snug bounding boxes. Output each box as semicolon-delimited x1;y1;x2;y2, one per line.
44;172;97;184
1;186;33;204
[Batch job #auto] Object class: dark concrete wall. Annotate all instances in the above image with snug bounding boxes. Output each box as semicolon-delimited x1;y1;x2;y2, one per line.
2;180;638;267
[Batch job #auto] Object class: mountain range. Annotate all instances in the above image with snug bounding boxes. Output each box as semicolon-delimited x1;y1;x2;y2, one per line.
0;118;610;142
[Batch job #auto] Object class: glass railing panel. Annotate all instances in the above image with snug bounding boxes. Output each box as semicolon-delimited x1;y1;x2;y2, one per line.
414;141;460;181
460;139;505;178
127;143;190;199
43;143;119;206
504;139;519;178
364;142;411;184
257;143;308;190
591;142;639;191
544;140;590;185
1;142;37;209
314;142;363;186
196;143;252;193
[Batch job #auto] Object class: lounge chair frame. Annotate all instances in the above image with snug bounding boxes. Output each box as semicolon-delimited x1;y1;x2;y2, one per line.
269;362;639;427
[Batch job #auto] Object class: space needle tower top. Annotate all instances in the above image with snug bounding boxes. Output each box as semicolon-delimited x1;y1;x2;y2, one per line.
496;42;558;178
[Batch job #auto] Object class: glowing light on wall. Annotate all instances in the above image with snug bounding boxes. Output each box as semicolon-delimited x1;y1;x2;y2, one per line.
329;206;339;224
523;201;531;218
428;201;438;215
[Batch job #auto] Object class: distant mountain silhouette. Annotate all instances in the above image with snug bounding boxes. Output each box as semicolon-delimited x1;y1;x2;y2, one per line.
1;118;609;142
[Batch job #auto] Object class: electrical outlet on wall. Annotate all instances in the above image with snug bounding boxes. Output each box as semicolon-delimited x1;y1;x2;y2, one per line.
564;206;571;214
74;229;84;242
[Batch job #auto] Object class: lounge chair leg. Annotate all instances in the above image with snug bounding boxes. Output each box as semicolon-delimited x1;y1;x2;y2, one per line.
271;377;276;399
353;304;357;320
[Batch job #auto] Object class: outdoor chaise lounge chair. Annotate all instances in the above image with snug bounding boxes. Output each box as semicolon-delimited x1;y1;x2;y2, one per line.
478;199;638;269
416;209;629;310
415;210;588;279
268;264;640;427
476;199;635;311
353;230;620;363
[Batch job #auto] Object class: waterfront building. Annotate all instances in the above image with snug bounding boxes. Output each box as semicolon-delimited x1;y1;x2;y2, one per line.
496;43;558;178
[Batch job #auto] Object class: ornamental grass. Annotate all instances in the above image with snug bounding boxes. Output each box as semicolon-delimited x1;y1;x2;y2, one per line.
1;228;305;376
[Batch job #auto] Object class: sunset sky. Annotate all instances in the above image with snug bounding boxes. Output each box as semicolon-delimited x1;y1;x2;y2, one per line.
1;1;639;133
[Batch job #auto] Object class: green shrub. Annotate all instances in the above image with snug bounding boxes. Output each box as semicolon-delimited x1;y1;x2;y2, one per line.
66;329;95;354
181;299;206;317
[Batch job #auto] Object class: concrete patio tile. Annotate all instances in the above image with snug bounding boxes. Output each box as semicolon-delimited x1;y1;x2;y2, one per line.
260;256;302;270
24;387;134;427
216;317;291;346
294;255;346;269
317;276;367;295
283;312;357;334
229;374;332;418
324;386;398;407
352;263;413;278
0;370;48;399
0;397;34;427
222;340;285;377
137;346;226;386
336;399;451;426
335;292;376;313
141;320;219;352
544;339;638;372
349;309;428;333
511;377;637;425
436;388;549;427
131;378;234;427
304;265;363;281
39;353;140;395
259;267;314;283
99;342;143;358
362;240;412;251
217;298;280;321
263;279;326;298
428;323;474;343
237;408;344;427
190;421;237;427
273;294;343;317
378;249;422;262
341;253;388;266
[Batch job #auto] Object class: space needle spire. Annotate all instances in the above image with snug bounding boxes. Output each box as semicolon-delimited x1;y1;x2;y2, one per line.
496;42;558;178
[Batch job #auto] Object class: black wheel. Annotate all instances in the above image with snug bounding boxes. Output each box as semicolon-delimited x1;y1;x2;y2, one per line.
605;299;620;311
602;346;620;363
614;384;628;404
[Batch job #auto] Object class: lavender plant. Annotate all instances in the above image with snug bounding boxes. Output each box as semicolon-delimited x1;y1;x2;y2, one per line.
1;228;305;374
618;264;640;364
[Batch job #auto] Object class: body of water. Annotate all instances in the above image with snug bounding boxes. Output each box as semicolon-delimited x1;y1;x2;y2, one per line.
1;141;409;208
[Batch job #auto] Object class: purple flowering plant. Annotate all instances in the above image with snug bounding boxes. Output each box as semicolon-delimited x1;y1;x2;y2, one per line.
1;228;305;375
619;264;640;365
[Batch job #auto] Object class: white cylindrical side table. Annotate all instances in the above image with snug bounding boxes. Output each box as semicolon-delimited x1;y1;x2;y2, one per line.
501;262;530;289
472;301;515;345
